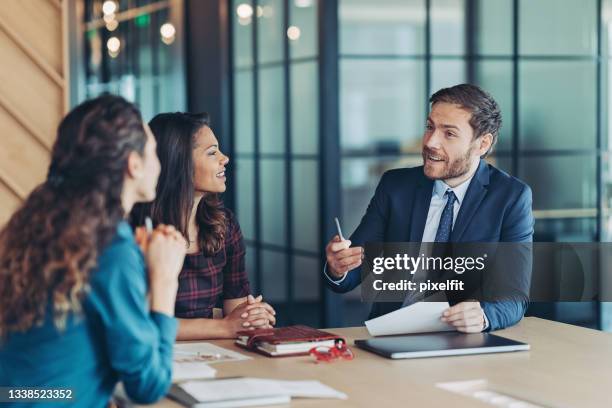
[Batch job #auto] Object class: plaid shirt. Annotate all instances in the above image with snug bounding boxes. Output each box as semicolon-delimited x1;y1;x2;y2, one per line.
175;209;251;318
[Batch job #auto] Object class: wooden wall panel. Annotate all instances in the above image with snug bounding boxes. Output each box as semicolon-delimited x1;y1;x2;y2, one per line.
0;0;67;225
0;30;63;147
0;0;63;75
0;106;51;195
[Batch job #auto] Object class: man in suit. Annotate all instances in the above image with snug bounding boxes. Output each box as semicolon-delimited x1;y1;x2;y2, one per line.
324;84;534;332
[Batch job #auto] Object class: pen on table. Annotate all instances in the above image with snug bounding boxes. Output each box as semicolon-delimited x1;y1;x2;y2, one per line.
174;350;223;359
334;217;345;241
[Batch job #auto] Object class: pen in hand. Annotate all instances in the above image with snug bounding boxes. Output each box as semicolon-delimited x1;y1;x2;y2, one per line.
326;217;364;278
135;217;154;252
334;217;345;241
145;216;153;236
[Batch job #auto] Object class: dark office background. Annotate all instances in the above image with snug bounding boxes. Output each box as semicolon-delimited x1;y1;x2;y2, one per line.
69;0;612;331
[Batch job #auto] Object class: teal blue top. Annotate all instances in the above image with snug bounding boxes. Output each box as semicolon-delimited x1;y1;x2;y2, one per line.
0;221;178;407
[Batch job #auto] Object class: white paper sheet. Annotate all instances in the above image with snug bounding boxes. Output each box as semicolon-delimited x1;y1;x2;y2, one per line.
178;378;347;402
172;361;216;382
172;343;250;382
365;301;455;336
179;378;285;403
269;380;348;399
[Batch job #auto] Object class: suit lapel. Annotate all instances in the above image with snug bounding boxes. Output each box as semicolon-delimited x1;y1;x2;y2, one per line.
450;159;490;242
410;173;434;242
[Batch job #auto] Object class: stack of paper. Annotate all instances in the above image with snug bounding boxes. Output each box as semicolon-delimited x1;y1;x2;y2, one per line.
169;377;347;407
365;301;455;336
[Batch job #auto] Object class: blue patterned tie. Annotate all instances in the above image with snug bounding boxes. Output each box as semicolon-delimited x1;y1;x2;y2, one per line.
434;190;457;242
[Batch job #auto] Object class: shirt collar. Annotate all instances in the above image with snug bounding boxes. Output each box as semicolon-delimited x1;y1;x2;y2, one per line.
433;174;474;205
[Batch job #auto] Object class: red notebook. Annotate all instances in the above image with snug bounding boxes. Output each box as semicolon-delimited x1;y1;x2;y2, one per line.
235;325;345;357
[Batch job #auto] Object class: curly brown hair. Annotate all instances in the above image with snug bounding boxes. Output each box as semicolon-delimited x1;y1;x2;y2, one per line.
0;94;147;337
131;112;227;256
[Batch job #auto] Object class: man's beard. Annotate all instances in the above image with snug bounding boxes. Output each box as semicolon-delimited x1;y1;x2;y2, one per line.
422;144;476;181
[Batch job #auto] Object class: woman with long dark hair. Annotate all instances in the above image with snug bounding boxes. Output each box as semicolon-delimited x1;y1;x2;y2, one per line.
0;95;186;407
132;112;276;340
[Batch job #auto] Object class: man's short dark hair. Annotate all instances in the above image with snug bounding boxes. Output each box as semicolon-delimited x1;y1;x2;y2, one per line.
429;83;502;157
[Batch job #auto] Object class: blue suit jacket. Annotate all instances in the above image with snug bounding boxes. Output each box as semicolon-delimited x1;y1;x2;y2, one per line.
326;159;534;331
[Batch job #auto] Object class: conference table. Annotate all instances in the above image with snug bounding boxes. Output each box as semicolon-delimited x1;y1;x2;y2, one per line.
150;317;612;407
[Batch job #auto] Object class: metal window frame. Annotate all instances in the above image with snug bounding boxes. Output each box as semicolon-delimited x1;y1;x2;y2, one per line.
223;0;606;328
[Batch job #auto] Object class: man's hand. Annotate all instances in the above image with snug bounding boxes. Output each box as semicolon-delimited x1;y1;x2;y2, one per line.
325;235;364;279
441;301;486;333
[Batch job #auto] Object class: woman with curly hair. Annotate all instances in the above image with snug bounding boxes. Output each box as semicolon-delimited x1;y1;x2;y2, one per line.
0;95;186;407
132;112;276;340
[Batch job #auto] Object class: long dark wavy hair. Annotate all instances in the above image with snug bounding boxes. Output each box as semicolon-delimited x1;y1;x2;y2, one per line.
131;112;227;256
0;94;147;337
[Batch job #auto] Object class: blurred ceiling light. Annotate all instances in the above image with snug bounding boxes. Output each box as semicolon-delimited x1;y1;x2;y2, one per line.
236;3;253;19
160;23;175;38
107;36;121;53
256;5;263;17
106;19;119;31
108;49;120;58
161;36;175;45
160;22;176;45
102;0;117;15
287;25;301;40
294;0;313;7
103;13;115;24
238;16;252;26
